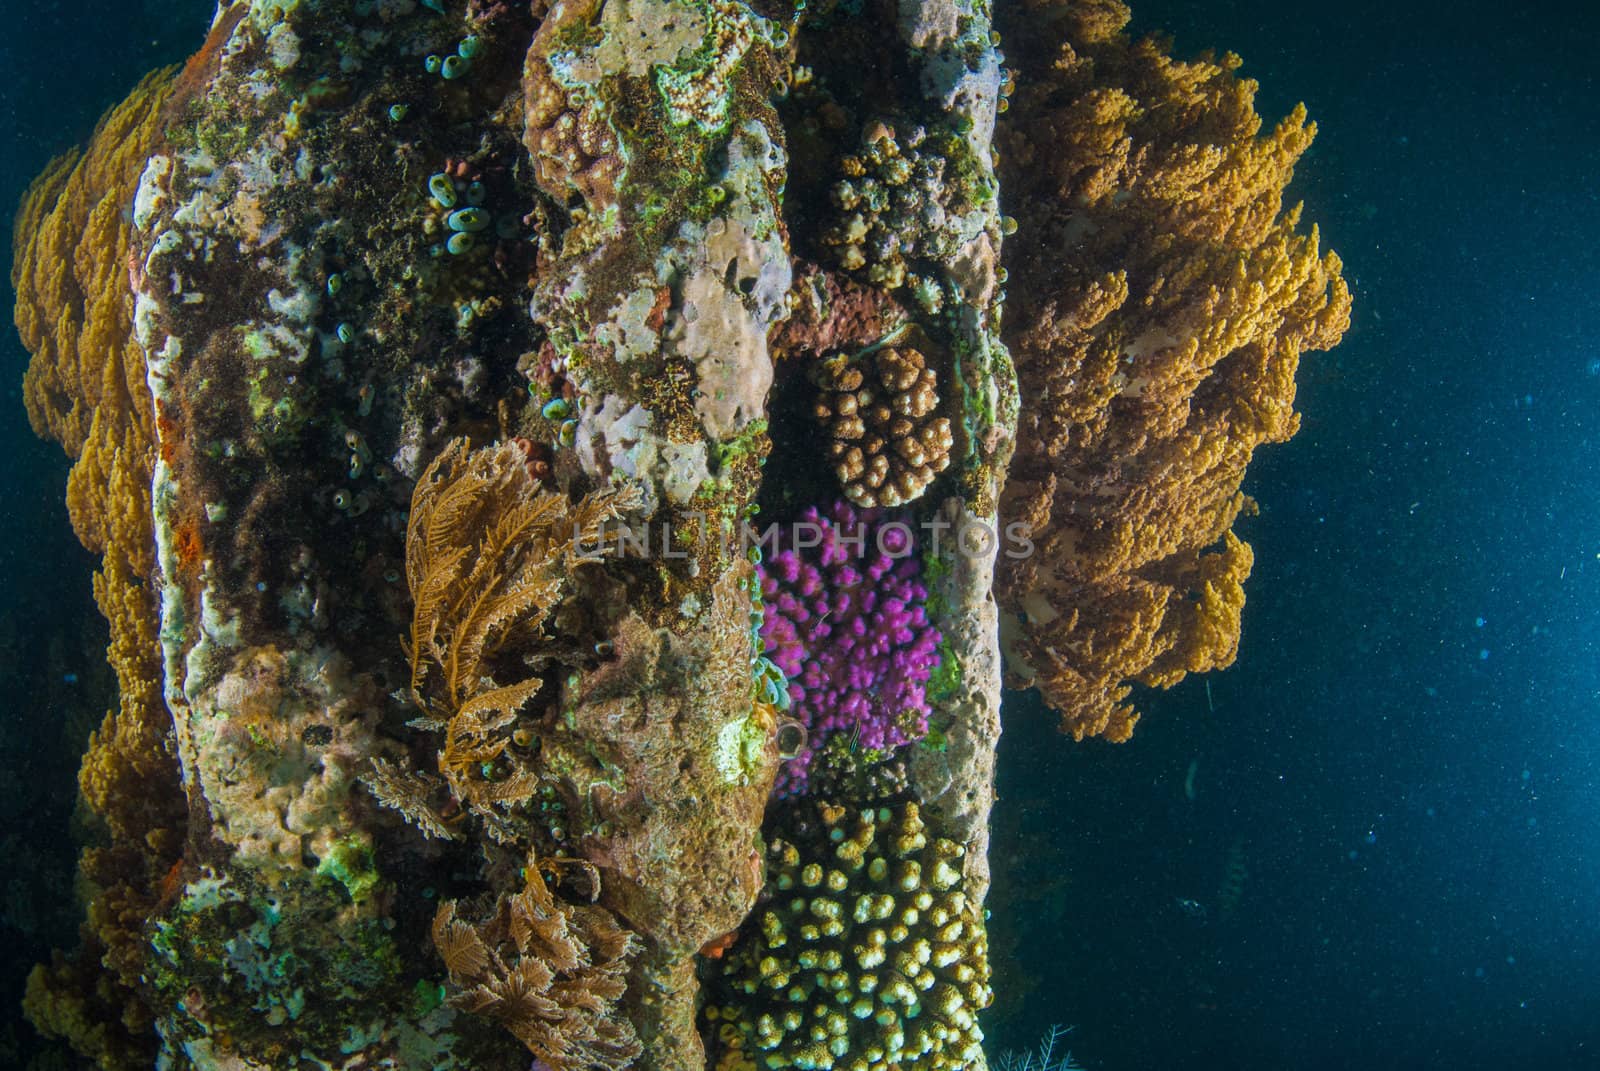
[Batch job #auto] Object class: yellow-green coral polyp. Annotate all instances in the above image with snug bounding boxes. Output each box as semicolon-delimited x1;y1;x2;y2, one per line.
708;801;991;1071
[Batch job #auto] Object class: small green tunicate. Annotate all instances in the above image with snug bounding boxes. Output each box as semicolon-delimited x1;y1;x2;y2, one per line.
465;180;486;205
457;35;482;59
446;207;490;233
388;103;410;121
557;419;578;447
424;54;442;74
541;397;571;420
348;452;365;479
1000;215;1018;236
428;172;457;207
326;273;343;296
440;54;470;79
429;243;445;258
332;488;353;510
336;323;355;344
446;232;475;255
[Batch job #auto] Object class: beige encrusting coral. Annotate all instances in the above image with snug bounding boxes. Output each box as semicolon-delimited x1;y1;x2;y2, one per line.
522;0;627;228
191;647;380;870
994;0;1352;742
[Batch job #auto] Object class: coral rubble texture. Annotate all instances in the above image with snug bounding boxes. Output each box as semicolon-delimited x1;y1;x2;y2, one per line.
10;0;1345;1066
994;0;1352;742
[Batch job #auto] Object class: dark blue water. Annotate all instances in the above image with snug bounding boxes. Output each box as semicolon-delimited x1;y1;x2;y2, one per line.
4;1;1598;1068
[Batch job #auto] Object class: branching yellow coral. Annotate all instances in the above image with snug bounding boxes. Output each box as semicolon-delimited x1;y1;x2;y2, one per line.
14;67;173;459
12;66;184;1070
995;0;1351;741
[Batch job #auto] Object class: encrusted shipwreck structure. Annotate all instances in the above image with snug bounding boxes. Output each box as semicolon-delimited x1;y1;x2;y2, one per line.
13;0;1347;1068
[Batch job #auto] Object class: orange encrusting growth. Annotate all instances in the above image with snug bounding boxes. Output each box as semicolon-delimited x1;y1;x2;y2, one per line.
13;68;186;1070
994;0;1352;741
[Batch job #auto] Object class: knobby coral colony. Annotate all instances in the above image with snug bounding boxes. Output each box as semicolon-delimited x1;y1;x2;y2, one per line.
9;0;1346;1068
758;502;942;799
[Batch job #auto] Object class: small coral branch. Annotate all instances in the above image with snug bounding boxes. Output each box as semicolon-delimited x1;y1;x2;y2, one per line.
434;856;641;1070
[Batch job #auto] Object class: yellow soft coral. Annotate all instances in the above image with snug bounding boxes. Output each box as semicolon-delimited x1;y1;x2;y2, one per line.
15;68;173;459
12;66;184;1069
995;0;1351;740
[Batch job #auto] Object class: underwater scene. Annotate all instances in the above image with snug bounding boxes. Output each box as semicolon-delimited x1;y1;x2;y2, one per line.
2;0;1596;1068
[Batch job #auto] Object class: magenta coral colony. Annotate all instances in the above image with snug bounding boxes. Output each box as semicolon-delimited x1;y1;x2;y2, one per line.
759;501;942;796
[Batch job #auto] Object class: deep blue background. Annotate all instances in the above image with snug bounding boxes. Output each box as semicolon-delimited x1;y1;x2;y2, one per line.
3;1;1599;1068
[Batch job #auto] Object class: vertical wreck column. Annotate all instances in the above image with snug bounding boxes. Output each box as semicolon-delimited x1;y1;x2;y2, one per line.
14;0;1352;1065
894;0;1016;907
520;0;792;1065
123;0;666;1065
